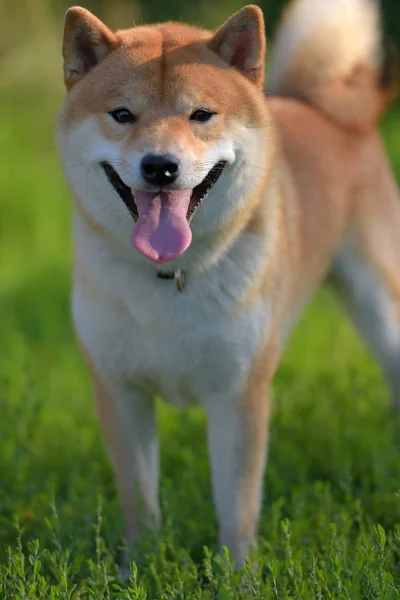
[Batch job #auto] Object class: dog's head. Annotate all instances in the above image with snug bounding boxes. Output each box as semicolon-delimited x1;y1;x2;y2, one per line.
57;6;271;268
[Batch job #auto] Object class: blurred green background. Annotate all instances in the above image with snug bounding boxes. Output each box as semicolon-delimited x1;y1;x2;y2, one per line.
0;0;400;594
2;0;400;46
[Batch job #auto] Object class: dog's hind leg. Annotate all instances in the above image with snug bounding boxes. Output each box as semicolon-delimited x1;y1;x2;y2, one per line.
331;134;400;410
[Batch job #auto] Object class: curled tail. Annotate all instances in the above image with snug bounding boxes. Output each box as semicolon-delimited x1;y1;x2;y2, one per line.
267;0;398;130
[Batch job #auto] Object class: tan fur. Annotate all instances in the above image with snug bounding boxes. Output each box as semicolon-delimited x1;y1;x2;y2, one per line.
57;1;400;569
345;132;400;318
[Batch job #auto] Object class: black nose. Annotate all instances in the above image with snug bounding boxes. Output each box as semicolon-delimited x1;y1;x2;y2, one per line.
141;154;179;186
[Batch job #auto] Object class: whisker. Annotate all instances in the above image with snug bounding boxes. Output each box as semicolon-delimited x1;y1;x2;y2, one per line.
241;162;268;171
64;162;87;171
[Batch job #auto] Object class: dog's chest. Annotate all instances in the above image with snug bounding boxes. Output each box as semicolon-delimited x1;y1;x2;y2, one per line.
73;231;270;406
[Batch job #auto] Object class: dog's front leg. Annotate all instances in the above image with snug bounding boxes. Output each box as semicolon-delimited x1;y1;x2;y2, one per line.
205;376;272;568
92;372;160;546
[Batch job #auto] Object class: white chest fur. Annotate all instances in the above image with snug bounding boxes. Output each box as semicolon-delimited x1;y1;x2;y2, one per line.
73;216;271;407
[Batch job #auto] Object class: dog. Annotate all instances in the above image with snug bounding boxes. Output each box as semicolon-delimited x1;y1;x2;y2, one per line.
57;0;399;567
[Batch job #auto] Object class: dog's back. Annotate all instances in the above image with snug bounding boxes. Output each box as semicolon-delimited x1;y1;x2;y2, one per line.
263;0;400;331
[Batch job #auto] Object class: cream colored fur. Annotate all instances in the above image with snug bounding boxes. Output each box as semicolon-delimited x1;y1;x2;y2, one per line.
268;0;382;91
267;0;394;130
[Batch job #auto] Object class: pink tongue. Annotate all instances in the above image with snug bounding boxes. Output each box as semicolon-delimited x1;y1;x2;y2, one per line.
132;190;192;264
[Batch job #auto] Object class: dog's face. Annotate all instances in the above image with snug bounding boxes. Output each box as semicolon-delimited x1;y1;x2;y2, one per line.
57;6;270;267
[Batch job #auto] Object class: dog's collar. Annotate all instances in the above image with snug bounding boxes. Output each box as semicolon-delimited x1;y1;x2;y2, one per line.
157;269;186;292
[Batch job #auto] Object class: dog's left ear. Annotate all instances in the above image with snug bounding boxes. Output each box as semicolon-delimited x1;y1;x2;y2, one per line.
209;5;266;88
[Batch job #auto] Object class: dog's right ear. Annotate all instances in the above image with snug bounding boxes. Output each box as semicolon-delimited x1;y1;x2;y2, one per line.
62;7;117;90
209;5;266;88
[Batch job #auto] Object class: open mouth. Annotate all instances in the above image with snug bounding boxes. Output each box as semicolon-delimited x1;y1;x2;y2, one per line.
101;160;226;222
101;160;226;264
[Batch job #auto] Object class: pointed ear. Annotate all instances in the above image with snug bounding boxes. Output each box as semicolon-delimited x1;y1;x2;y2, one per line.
62;6;117;90
209;5;266;88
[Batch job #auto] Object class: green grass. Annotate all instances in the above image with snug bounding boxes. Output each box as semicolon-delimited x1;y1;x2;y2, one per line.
1;81;400;598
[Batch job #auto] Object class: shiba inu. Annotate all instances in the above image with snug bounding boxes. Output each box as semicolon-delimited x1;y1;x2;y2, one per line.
57;0;399;567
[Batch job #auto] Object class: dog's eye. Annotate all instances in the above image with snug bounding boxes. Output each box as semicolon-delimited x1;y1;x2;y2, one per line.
109;108;136;124
190;109;215;123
